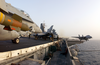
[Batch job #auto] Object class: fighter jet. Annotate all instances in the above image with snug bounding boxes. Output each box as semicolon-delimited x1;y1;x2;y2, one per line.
72;35;92;41
0;0;42;44
33;23;54;40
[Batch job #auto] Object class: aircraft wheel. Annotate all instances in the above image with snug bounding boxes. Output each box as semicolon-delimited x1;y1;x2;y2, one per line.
12;38;19;44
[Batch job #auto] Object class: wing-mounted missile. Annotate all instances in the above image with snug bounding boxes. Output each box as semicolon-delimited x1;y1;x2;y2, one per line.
4;26;21;32
0;12;30;31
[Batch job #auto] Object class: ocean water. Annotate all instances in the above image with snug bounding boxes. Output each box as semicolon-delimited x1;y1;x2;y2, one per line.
77;40;100;65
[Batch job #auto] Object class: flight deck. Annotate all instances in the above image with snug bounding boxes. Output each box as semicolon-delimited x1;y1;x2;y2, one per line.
0;37;84;65
0;37;57;52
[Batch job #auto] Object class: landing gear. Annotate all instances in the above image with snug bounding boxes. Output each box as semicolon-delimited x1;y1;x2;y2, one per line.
12;38;19;44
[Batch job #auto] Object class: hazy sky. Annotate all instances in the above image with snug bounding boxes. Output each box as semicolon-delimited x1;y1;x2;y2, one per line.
5;0;100;40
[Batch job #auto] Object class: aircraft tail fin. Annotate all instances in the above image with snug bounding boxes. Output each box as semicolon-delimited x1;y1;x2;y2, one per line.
78;34;80;38
12;14;22;22
40;23;45;32
82;35;84;37
47;25;53;33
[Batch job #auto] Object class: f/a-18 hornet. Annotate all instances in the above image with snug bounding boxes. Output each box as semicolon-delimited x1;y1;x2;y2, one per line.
0;0;42;44
33;23;59;40
72;35;92;41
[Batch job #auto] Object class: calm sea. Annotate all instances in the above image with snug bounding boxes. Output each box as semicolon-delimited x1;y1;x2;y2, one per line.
77;40;100;65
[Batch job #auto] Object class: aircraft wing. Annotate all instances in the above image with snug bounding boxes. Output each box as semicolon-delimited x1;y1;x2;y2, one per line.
33;32;47;36
36;33;46;36
72;36;80;38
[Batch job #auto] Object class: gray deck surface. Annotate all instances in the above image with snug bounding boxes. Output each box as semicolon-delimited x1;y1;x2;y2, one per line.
48;51;70;65
0;37;57;52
